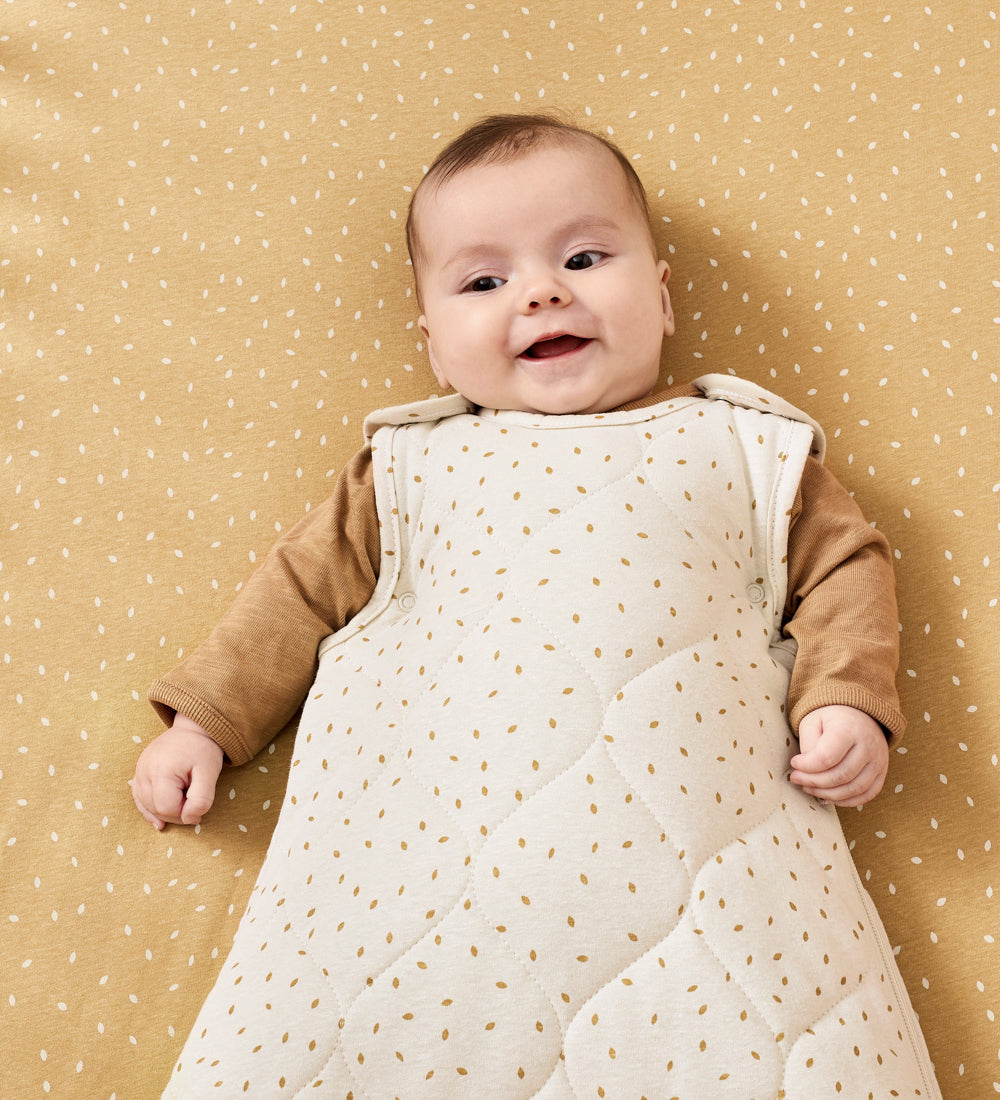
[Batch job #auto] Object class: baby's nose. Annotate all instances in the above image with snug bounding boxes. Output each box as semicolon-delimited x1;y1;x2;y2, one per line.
521;274;573;312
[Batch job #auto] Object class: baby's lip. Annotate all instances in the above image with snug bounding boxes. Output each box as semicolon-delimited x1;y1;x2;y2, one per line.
519;333;592;360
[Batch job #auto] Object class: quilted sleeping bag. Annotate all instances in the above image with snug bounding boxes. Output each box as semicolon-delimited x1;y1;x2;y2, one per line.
162;376;940;1098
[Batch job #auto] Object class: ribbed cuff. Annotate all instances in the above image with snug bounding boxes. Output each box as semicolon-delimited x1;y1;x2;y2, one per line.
147;679;251;765
789;685;907;747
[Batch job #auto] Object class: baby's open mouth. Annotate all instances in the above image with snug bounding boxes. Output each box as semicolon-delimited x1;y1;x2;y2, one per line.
521;334;590;359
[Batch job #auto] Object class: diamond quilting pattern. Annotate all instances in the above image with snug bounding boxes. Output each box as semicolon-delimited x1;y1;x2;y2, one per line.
562;922;784;1097
402;615;604;839
602;622;792;870
339;901;564;1097
472;741;687;1026
691;807;874;1038
281;766;473;994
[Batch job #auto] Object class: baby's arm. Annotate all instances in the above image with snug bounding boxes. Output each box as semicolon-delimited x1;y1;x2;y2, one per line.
779;455;904;812
147;446;381;768
135;446;381;828
780;456;902;808
131;715;224;830
789;705;889;807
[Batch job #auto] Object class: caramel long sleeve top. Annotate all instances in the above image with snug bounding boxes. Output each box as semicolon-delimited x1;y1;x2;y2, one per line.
149;382;905;765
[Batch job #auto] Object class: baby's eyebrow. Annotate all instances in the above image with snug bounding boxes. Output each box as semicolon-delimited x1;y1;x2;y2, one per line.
439;243;502;277
439;217;625;276
557;215;623;239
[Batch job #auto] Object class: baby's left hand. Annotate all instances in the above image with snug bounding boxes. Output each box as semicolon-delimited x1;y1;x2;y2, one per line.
789;705;889;807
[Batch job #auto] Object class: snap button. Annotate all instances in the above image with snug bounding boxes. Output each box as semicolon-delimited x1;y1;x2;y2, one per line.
746;583;765;604
397;591;417;611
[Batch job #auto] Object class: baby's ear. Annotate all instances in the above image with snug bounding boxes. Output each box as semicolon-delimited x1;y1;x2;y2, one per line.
419;315;451;390
657;261;676;337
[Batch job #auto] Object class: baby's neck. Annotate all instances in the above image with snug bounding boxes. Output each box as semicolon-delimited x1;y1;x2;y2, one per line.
470;380;700;418
613;379;699;412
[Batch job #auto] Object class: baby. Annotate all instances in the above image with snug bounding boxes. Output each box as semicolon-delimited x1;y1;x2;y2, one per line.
133;115;897;827
135;115;941;1098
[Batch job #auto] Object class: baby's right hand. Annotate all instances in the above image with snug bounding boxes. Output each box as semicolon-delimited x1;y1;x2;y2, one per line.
131;715;224;830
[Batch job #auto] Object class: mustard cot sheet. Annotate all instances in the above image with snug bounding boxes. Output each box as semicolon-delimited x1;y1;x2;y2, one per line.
2;1;996;1096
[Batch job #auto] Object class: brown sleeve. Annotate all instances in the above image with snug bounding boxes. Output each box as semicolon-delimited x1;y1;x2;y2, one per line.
783;456;906;745
147;446;381;764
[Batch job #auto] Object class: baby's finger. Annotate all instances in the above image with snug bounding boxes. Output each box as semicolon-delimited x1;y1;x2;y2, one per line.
789;734;852;776
180;768;217;825
794;762;884;807
145;774;191;826
130;777;166;831
790;750;863;792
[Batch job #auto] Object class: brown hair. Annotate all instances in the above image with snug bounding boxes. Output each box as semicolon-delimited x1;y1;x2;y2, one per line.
406;113;653;301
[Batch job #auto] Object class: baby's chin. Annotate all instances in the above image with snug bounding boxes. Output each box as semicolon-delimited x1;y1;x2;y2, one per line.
475;390;653;416
532;384;658;416
450;370;659;416
508;373;659;416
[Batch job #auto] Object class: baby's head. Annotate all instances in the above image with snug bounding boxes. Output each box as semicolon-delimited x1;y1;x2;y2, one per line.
406;114;655;290
407;114;675;415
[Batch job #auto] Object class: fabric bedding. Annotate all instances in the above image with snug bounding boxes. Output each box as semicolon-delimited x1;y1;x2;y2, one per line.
6;3;996;1095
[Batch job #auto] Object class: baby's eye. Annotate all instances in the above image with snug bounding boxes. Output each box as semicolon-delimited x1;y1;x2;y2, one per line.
463;275;504;293
565;251;604;270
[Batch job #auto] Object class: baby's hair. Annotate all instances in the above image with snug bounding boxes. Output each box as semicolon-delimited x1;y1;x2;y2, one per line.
406;112;652;301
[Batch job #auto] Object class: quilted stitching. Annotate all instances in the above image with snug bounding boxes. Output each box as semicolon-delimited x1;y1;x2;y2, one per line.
164;395;938;1098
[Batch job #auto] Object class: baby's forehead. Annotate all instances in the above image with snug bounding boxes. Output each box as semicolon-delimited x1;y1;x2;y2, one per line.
411;137;633;238
420;133;617;201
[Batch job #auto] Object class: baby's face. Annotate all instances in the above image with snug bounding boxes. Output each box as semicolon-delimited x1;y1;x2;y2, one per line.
414;140;675;415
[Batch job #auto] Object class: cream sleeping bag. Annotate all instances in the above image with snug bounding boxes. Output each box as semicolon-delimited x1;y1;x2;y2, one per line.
162;376;939;1097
